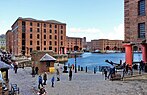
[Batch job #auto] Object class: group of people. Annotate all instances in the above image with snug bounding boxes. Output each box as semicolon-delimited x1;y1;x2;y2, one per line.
38;66;73;88
122;62;133;76
103;60;146;80
38;72;48;89
103;66;115;80
32;66;39;77
37;73;47;95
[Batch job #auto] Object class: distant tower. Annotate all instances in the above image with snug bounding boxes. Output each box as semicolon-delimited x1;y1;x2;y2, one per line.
82;37;87;50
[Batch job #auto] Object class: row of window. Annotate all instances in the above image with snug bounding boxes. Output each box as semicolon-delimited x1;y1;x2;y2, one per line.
29;47;57;52
29;41;63;46
30;34;64;40
29;22;64;29
68;42;82;44
29;28;64;34
0;42;5;44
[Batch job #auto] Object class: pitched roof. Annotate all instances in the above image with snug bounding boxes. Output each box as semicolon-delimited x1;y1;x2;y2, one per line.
40;53;56;62
0;61;11;69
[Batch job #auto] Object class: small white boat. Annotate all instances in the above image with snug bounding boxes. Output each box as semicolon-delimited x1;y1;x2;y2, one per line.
92;50;101;53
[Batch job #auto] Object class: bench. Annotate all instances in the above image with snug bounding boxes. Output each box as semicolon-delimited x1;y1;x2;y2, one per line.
11;84;19;94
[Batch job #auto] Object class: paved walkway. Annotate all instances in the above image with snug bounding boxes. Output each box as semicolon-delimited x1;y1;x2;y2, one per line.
8;67;147;95
8;67;104;95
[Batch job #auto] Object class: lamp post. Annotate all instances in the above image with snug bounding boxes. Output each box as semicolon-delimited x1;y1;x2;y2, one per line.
75;51;77;73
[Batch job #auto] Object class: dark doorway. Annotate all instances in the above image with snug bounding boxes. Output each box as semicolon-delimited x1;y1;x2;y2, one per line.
74;46;79;51
106;46;110;50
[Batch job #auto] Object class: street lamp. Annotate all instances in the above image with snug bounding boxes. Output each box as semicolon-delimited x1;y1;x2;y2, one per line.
74;51;77;73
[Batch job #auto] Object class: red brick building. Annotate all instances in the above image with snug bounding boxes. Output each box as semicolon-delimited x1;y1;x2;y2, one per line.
124;0;146;51
6;30;13;53
89;39;124;52
66;36;83;52
6;17;66;56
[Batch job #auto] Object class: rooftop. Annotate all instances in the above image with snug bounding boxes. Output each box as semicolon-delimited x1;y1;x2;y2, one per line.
18;17;66;24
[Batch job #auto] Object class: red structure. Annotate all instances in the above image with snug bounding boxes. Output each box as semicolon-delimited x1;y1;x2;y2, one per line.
124;42;147;68
141;43;147;63
123;43;133;67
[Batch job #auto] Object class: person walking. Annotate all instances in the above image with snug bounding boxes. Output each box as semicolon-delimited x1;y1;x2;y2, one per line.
32;66;35;77
43;72;47;85
139;60;144;74
69;68;72;81
104;68;107;80
38;75;43;89
35;67;39;75
51;76;55;87
14;61;18;74
56;69;60;81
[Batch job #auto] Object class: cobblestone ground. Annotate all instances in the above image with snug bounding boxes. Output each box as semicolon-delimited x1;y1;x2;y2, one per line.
8;67;147;95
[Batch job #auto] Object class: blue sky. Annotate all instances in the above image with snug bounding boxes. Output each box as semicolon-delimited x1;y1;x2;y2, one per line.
0;0;124;41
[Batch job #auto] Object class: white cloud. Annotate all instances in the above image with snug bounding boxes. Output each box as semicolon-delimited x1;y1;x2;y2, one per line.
68;28;101;33
108;23;124;40
67;27;102;41
67;23;124;41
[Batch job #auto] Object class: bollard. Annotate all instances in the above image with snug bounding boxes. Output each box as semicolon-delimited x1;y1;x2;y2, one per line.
81;67;83;71
94;67;96;74
78;65;80;71
86;66;87;73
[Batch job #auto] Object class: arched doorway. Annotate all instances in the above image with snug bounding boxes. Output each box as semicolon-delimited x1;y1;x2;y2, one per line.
113;46;117;50
133;46;138;52
106;46;110;50
74;46;79;51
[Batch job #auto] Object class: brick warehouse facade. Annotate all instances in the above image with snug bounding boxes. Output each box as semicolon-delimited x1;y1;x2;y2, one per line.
7;17;66;56
124;0;147;51
66;36;83;52
89;39;124;52
6;30;13;53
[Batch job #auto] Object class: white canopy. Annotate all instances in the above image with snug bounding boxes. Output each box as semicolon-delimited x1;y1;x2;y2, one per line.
40;53;56;62
0;61;11;69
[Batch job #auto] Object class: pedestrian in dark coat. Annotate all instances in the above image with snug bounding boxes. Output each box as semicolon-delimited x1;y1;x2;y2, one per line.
69;68;72;81
32;66;35;77
43;72;47;85
14;61;18;74
104;68;107;80
35;67;39;75
139;60;144;74
56;69;60;81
